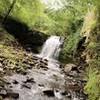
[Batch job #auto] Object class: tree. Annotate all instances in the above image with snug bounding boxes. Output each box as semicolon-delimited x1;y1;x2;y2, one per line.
1;0;17;24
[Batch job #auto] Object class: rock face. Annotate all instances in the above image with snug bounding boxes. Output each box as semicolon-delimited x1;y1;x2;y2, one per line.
1;16;48;53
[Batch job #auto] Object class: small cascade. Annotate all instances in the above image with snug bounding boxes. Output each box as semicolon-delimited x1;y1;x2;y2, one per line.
39;36;64;60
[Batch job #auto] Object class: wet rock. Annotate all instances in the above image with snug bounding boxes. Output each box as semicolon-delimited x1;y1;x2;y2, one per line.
22;83;32;89
12;80;19;84
39;65;48;70
65;92;71;98
80;79;87;84
28;63;35;67
64;66;72;74
64;63;77;74
0;89;7;97
38;58;48;65
24;77;35;83
69;84;81;91
27;65;32;69
71;67;80;72
9;85;13;88
79;92;88;100
39;59;45;64
65;63;77;68
27;77;34;82
43;90;55;97
34;58;48;70
16;69;27;75
0;63;2;67
0;78;10;87
22;71;27;75
42;59;48;66
33;55;39;60
0;86;3;90
6;89;19;99
38;84;44;87
54;90;63;99
43;59;48;62
68;71;79;78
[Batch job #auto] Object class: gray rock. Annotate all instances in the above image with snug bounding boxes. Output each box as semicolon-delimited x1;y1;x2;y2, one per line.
6;90;19;99
0;89;7;96
22;83;32;89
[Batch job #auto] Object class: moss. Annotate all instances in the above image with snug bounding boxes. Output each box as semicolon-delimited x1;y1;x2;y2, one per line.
85;69;100;100
59;30;81;62
0;29;35;75
0;28;15;43
0;0;45;29
81;8;97;36
87;42;97;49
80;6;100;100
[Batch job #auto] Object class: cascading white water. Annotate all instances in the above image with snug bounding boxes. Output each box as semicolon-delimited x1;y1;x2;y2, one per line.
40;36;63;60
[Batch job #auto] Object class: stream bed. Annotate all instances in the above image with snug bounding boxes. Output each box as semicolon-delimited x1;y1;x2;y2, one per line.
0;36;87;100
0;57;87;100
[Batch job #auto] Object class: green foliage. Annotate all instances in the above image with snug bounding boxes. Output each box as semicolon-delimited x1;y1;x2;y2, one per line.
10;0;45;28
85;68;100;100
41;0;94;60
87;42;98;50
46;9;75;35
82;2;100;100
0;0;98;58
64;32;80;53
0;0;100;100
0;0;46;28
0;0;11;15
33;15;54;33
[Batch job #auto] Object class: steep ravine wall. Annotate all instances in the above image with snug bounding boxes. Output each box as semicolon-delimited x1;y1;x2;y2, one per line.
77;7;100;100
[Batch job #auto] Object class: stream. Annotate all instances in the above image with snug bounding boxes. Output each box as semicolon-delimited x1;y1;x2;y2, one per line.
0;36;87;100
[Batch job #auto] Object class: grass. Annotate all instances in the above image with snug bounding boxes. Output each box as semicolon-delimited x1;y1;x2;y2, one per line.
85;68;100;100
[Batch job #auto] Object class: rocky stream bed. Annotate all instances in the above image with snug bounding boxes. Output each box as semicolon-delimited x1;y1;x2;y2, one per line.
0;54;87;100
0;34;88;100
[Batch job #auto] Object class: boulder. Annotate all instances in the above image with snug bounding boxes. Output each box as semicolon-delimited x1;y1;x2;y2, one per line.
64;63;77;74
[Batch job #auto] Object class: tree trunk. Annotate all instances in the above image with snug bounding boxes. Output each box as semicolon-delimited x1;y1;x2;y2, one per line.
1;0;16;25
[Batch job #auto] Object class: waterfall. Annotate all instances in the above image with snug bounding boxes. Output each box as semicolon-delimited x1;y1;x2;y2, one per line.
39;36;63;60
